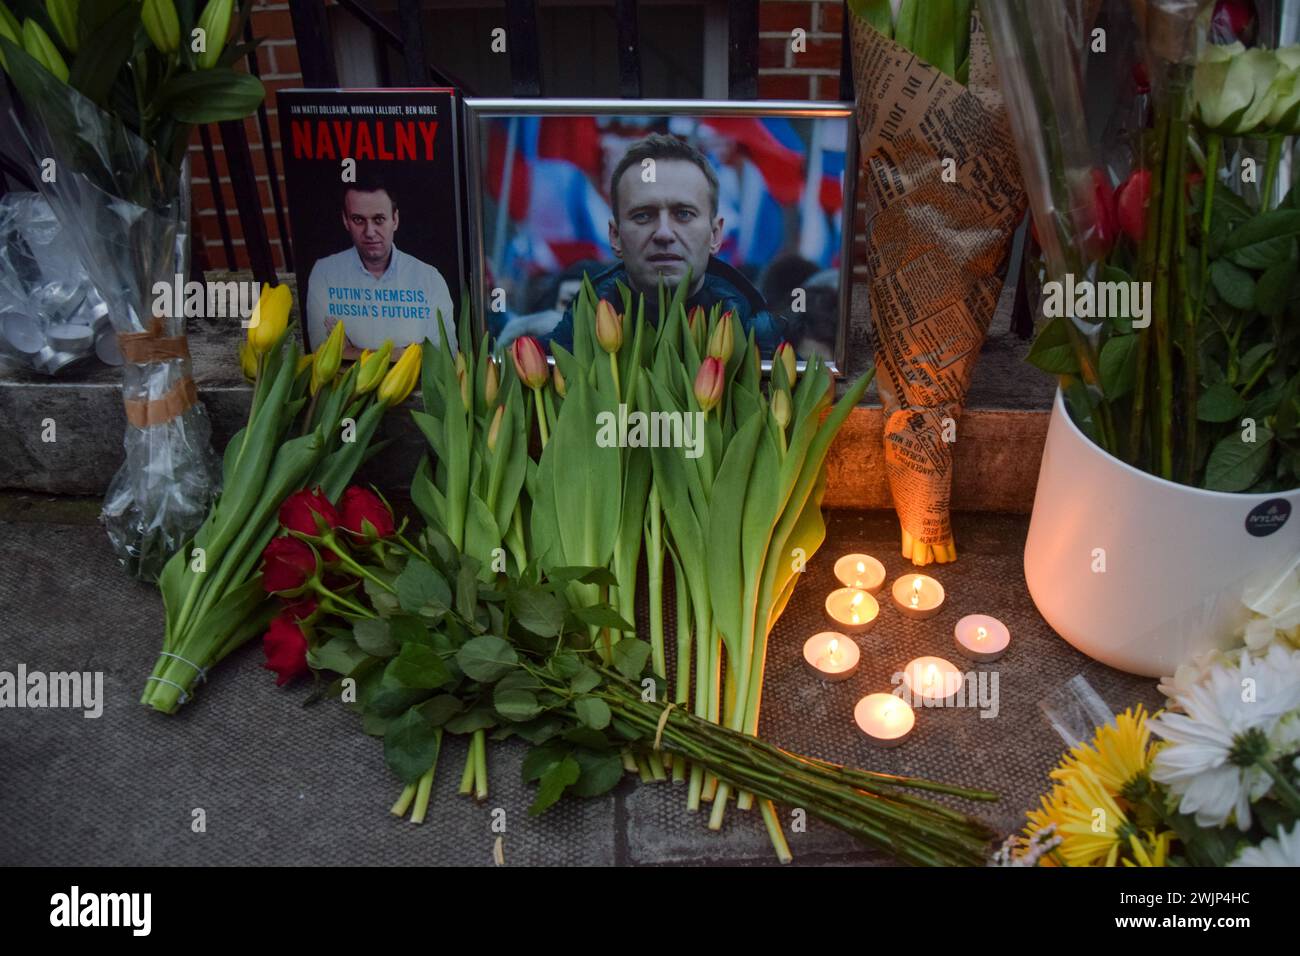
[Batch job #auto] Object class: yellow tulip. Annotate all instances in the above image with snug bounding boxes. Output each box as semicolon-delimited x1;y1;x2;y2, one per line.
484;356;500;406
552;362;567;398
771;388;791;430
774;340;797;388
247;283;292;354
310;320;346;395
355;341;393;395
238;339;257;382
595;298;623;354
487;404;504;452
707;310;734;361
378;343;421;406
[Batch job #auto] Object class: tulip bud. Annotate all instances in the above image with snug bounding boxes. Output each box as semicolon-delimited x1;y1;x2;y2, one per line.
355;341;393;395
552;362;567;398
1115;169;1151;243
595;298;623;354
296;352;313;375
484;356;500;406
195;0;233;70
311;320;347;395
455;352;471;411
774;341;797;388
687;305;706;331
511;335;548;390
45;0;77;54
707;310;735;362
22;18;68;82
694;357;724;414
141;0;180;56
771;388;791;431
248;283;292;354
238;339;257;382
378;343;422;406
487;404;504;452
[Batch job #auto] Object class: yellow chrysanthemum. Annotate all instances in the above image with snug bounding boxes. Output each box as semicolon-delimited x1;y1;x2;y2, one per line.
1121;830;1174;868
1052;705;1157;795
1053;764;1132;867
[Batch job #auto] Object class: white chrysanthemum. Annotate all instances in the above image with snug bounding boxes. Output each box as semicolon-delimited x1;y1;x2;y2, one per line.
1242;556;1300;654
1150;645;1300;829
1229;822;1300;867
1157;648;1241;710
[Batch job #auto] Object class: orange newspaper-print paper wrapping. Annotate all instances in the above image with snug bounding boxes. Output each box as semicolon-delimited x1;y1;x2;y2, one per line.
851;11;1027;554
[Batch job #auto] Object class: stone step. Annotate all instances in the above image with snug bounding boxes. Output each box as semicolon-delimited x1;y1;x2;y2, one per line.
0;283;1056;511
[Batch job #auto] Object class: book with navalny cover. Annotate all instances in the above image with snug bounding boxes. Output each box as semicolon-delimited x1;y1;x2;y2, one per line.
278;88;465;358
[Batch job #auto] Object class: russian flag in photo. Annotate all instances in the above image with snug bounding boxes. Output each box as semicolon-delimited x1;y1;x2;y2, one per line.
736;158;786;268
700;116;805;205
486;116;539;223
798;121;847;268
524;157;612;269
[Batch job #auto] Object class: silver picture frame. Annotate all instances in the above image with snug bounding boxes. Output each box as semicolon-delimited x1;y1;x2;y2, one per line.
462;98;857;373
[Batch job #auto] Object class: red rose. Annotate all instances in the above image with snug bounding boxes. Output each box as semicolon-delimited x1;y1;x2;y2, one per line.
278;487;339;536
283;596;318;621
261;536;319;593
1081;168;1118;261
1210;0;1256;46
340;486;395;539
262;614;310;686
1116;169;1151;243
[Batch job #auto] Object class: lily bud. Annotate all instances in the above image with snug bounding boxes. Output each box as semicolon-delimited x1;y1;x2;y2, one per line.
771;388;791;430
377;343;422;407
706;310;734;361
45;0;77;54
595;298;623;354
511;335;548;390
487;404;504;452
238;339;257;382
355;341;393;395
774;341;797;388
694;357;724;414
21;18;68;82
552;361;567;398
140;0;180;56
311;320;347;395
484;356;499;406
248;283;292;355
0;5;18;71
195;0;234;70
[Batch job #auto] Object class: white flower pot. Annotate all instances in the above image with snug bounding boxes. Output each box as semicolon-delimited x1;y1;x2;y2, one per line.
1024;391;1299;678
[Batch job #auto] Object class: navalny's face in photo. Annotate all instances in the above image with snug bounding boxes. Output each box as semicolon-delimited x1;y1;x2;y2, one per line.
609;158;723;300
343;187;399;274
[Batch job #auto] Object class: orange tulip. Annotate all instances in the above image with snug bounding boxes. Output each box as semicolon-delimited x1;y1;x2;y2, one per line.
511;335;548;390
694;356;725;413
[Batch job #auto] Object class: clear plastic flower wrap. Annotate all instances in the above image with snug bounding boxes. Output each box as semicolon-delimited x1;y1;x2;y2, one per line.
6;56;219;580
0;191;113;374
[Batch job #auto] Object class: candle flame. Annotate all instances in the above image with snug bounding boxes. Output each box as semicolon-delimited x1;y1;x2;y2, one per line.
910;577;922;608
856;561;865;573
851;591;864;607
976;626;987;641
850;612;859;624
828;638;839;657
925;663;937;688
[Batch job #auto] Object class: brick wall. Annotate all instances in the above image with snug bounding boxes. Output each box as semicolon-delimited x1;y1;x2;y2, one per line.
196;0;860;278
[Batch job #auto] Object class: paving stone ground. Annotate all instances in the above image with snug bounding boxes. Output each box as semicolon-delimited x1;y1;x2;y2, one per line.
0;500;1162;866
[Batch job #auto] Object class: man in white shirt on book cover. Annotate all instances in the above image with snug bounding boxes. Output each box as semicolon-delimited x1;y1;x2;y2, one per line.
306;173;456;358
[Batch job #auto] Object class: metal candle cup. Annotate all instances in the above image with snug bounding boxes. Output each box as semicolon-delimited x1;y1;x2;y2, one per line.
854;693;915;747
954;614;1010;663
833;553;886;594
891;574;945;620
802;631;861;682
825;587;879;634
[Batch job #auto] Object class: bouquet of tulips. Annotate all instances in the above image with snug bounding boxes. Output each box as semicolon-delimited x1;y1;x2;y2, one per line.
1;0;268;578
139;286;421;713
259;506;999;867
986;0;1300;491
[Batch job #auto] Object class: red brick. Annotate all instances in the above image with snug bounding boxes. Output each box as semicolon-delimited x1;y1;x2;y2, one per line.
270;44;301;78
759;37;791;69
818;1;845;33
792;37;843;69
251;8;295;41
255;45;275;76
759;72;814;100
760;1;812;33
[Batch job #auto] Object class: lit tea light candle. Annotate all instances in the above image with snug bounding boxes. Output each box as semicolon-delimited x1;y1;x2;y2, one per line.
854;693;916;748
824;587;879;634
954;614;1010;663
891;573;945;620
901;656;963;704
833;553;886;594
802;631;861;681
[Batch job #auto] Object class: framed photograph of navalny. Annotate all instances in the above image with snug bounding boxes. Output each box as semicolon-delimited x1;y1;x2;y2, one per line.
463;99;857;369
279;87;466;359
